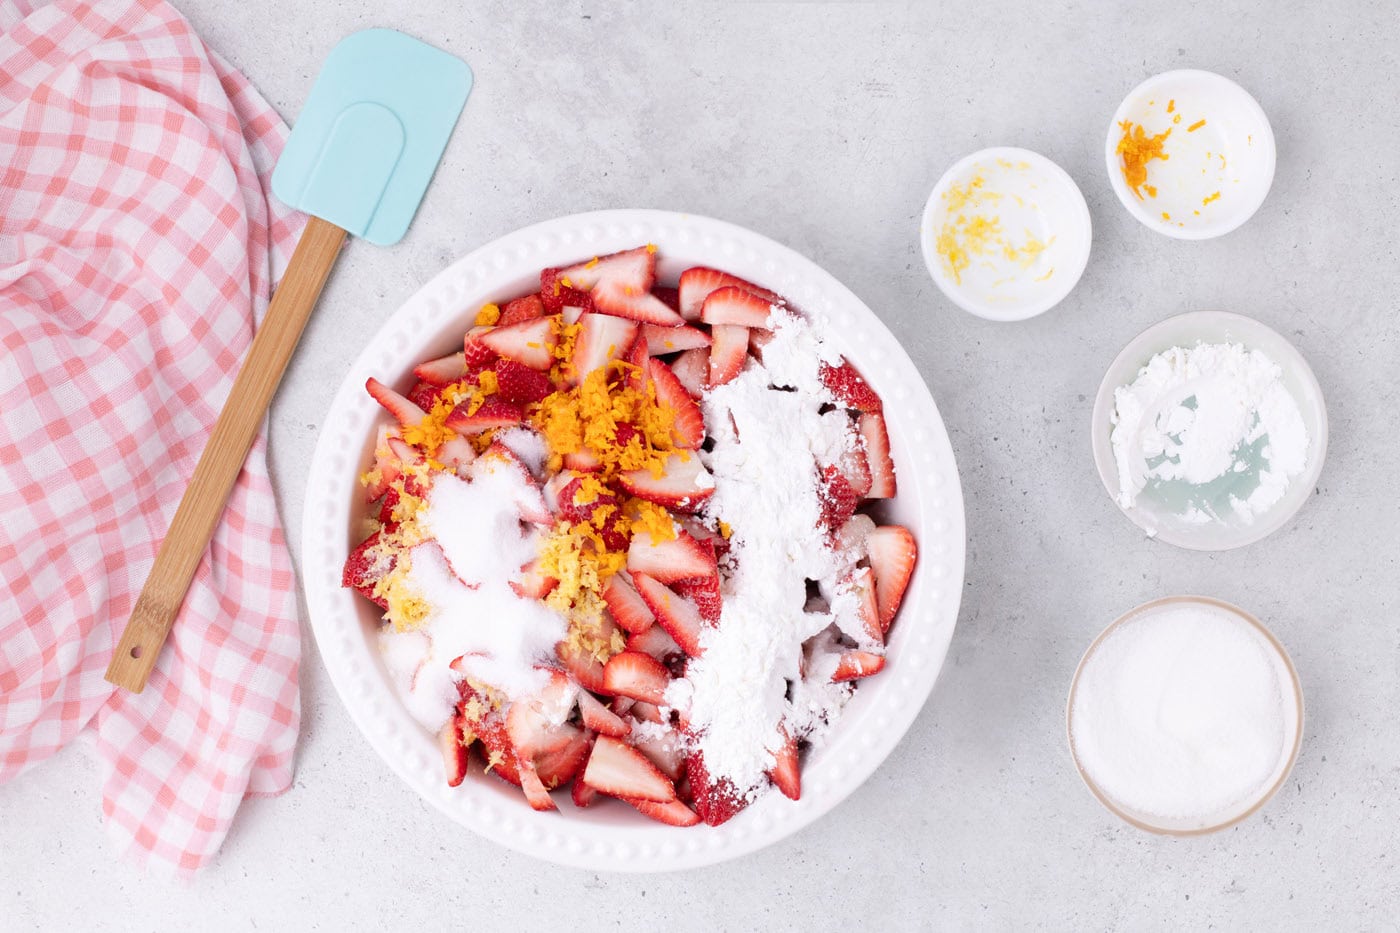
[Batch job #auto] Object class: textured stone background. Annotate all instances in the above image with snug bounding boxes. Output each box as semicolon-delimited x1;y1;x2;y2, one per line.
5;0;1398;928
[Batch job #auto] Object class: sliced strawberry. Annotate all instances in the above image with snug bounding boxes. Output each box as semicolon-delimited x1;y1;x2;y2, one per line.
629;727;685;781
470;712;523;787
834;513;876;561
408;380;445;412
821;359;883;412
540;268;595;315
554;474;628;550
816;465;860;533
646;358;705;450
342;531;394;610
478;316;557;370
446;396;524;435
437;435;477;473
631;572;704;657
474;442;551;524
623;333;650;392
831;649;886;682
671;573;722;626
867;525;917;633
603;650;671;705
570;313;639;386
578;689;631;738
563;447;603;472
558;246;655;292
463;326;499;373
627;624;682;662
557;637;608;696
679;517;730;559
628;700;665;724
363;425;401;502
685;750;749;826
375;485;401;525
669;347;708;399
626;528;716;584
616;452;715;512
492;358;554;405
766;725;800;801
642;323;711;356
414;350;467;386
677;267;779;322
700;285;778;329
366;377;427;428
748;327;775;362
439;714;469;788
835;435;873;498
625;796;701;827
653;285;680;313
859;411;896;498
592;280;686;326
707;324;750;387
583;735;677;803
500;293;545;325
510;559;559;601
518;763;558;811
535;727;592;789
843;566;882;644
571;775;600;809
602;571;655;635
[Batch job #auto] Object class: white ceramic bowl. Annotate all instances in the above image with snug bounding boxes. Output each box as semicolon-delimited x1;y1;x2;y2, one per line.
1090;310;1327;551
1106;70;1276;240
1066;595;1303;835
919;146;1092;321
302;209;966;870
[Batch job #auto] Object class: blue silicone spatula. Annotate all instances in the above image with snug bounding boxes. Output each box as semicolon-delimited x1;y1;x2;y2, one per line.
107;30;471;692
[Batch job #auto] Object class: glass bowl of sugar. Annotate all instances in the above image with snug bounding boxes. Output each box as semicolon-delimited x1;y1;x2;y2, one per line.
1066;596;1303;834
1091;310;1328;550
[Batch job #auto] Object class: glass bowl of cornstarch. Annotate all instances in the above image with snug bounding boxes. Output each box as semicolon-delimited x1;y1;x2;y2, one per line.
1091;310;1327;550
1066;596;1303;834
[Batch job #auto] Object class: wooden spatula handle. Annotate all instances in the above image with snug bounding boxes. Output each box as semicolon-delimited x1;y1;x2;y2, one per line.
105;215;347;693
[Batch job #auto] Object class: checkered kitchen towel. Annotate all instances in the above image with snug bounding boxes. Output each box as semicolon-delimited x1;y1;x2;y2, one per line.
0;0;303;874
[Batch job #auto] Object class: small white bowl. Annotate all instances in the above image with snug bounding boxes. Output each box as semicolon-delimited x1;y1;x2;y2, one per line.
920;146;1091;321
1067;595;1303;835
1106;70;1276;240
1090;311;1327;550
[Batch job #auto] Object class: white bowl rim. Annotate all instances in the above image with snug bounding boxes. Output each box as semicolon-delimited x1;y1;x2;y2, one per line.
1089;309;1329;551
919;145;1092;322
1104;68;1277;241
300;208;967;871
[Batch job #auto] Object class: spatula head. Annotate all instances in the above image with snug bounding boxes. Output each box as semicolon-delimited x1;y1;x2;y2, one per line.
271;29;471;246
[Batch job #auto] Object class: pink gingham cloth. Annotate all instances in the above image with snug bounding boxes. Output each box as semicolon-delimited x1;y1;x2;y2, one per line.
0;0;304;874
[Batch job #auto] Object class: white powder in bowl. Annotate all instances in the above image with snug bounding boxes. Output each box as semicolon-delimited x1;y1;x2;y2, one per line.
1069;603;1292;824
1110;341;1308;524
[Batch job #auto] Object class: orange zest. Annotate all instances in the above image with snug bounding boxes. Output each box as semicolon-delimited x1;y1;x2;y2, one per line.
1116;121;1172;200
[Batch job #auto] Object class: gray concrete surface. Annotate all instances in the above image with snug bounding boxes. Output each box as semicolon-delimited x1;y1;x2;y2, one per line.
5;0;1399;929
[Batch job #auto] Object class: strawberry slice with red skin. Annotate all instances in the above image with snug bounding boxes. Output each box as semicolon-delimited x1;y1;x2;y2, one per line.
535;727;592;789
834;434;873;498
677;267;780;321
578;689;631;738
700;285;779;329
867;525;917;633
439;714;470;788
629;727;686;781
463;326;499;373
646;358;705;450
623;334;649;392
555;474;628;550
570;313;639;387
468;710;523;788
843;566;882;645
685;749;749;826
478;316;558;370
492;358;554;405
363;425;401;502
437;435;477;474
624;796;701;827
592;280;686;326
446;396;524;435
748;327;775;363
562;447;603;472
558;246;656;292
642;323;711;355
616;452;715;512
821;359;883;413
556;611;620;695
583;735;677;804
766;725;801;801
414;350;467;386
627;528;717;584
817;465;861;533
627;624;682;662
518;763;558;811
707;324;750;387
602;650;671;705
653;285;680;313
375;485;401;525
343;531;394;609
631;572;705;657
679;517;730;559
571;775;600;809
602;570;655;635
672;573;722;626
510;559;559;601
500;293;545;326
628;700;665;725
407;380;445;412
831;649;886;682
859;411;897;498
366;377;428;428
669;347;708;399
540;268;595;315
